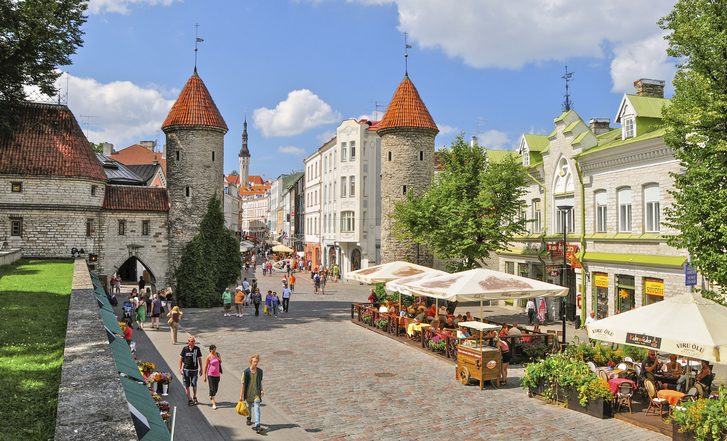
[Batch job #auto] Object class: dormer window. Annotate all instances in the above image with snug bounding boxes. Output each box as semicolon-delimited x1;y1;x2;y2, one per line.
623;117;635;139
519;139;530;166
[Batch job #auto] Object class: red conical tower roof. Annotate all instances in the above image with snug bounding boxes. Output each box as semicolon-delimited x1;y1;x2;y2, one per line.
162;71;228;132
376;74;438;133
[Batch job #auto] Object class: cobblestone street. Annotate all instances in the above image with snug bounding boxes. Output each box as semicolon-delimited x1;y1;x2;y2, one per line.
140;270;668;441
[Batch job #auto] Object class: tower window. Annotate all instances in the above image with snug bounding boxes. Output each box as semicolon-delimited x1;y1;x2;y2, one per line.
419;151;423;161
186;186;191;197
212;151;215;162
118;220;126;236
10;217;23;237
91;185;97;196
176;151;180;161
402;185;407;195
86;219;94;237
388;151;392;161
142;220;150;236
11;182;22;192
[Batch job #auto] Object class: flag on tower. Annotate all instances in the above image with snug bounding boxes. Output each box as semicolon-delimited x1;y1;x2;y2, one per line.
196;37;204;42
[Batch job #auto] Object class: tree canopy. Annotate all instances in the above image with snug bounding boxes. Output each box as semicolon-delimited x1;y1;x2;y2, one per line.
392;135;528;271
0;0;86;134
660;0;727;296
175;196;241;307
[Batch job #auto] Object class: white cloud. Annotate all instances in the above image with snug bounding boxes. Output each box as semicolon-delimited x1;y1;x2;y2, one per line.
610;32;675;93
28;72;175;147
253;89;340;137
476;129;511;149
87;0;178;14
437;124;458;136
278;146;306;155
316;130;336;144
359;0;676;87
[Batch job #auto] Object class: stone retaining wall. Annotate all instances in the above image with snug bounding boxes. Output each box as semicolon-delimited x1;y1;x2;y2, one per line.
54;259;136;440
0;248;21;266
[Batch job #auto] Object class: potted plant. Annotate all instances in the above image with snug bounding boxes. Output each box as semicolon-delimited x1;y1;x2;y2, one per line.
362;314;373;325
374;318;389;330
428;335;447;352
568;376;614;419
670;387;727;441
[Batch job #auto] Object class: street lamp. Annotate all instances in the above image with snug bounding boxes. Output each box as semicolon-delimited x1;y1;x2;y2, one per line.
557;202;574;347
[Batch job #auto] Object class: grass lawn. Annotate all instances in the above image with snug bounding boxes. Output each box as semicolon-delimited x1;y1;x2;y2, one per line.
0;259;74;441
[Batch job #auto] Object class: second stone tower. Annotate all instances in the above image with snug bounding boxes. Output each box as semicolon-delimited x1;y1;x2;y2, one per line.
376;74;438;265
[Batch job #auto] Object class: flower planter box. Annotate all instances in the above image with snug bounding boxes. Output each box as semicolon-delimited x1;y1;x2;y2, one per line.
672;423;697;441
566;392;613;419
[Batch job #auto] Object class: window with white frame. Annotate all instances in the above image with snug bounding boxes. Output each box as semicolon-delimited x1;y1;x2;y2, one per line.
341;142;347;162
341;177;347;198
644;184;660;232
350;141;356;161
520;139;530;166
349;175;355;197
531;199;542;233
518;202;526;223
623;117;635;139
554;200;575;233
363;175;368;197
618;187;632;232
341;211;355;232
595;190;608;233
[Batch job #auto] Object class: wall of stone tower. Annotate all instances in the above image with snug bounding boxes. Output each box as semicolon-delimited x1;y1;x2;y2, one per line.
239;156;250;186
166;127;225;282
379;128;436;265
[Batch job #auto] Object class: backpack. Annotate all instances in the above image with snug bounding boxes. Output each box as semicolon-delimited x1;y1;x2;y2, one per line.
107;292;118;307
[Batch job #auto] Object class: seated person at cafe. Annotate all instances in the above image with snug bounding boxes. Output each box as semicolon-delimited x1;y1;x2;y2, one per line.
442;315;457;330
499;324;510;337
413;306;427;322
661;354;682;387
426;303;437;322
457;326;471;339
465;311;473;321
521;324;541;343
454;314;463;326
379;301;390;314
400;307;409;318
508;324;522;339
678;360;712;392
430;318;441;330
641;350;662;379
438;305;448;317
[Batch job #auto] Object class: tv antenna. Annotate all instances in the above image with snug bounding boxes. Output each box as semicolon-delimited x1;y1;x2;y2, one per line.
404;32;412;75
370;100;387;120
562;65;574;111
79;115;97;139
194;23;204;72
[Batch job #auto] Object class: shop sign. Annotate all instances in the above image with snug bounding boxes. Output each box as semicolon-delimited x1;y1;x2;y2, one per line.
593;273;609;289
644;278;664;297
685;263;698;286
546;241;579;260
546;265;561;277
674;342;705;358
625;332;662;349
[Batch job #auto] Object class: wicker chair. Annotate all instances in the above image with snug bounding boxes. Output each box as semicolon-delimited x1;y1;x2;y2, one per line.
597;369;610;383
645;379;668;418
615;382;634;414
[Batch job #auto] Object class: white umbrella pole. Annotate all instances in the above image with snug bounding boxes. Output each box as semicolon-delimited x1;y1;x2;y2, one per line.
480;300;483;323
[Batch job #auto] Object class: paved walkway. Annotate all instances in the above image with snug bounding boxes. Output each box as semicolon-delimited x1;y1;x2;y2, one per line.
131;270;668;441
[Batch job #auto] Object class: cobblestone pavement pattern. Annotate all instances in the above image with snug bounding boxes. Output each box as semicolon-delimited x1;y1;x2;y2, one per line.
141;268;668;441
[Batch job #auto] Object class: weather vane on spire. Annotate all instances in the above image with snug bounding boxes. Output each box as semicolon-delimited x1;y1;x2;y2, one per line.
562;65;574;111
404;32;412;76
194;23;204;73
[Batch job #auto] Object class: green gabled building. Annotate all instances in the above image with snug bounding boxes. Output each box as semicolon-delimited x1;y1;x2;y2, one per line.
495;78;693;324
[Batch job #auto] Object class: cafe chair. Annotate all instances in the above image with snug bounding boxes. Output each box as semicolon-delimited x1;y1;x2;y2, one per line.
645;380;668;418
699;373;715;395
624;356;634;363
597;369;610;384
587;361;597;373
633;364;642;377
617;362;628;371
615;382;634;414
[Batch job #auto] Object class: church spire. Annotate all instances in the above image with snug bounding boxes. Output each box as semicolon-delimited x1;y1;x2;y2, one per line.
239;116;250;158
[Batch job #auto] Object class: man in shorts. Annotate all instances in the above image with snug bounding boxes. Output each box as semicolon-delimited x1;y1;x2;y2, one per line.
179;336;203;405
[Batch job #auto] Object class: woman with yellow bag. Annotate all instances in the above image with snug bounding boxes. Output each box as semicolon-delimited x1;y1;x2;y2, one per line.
238;354;264;433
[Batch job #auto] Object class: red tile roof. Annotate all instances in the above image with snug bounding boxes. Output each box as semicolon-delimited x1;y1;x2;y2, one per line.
0;103;106;180
226;175;240;185
162;72;228;132
111;144;167;173
248;175;264;185
103;185;169;211
377;75;438;133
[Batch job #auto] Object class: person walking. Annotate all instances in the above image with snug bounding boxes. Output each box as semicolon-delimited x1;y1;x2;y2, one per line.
203;345;222;410
282;284;291;312
526;298;536;325
252;288;262;317
313;272;321;294
222;287;232;317
144;287;152;318
239;354;264;434
289;273;296;293
150;294;162;329
234;286;245;317
265;291;274;317
138;275;146;292
242;278;251;296
332;264;340;282
135;294;147;330
166;306;183;344
179;336;203;406
272;291;280;318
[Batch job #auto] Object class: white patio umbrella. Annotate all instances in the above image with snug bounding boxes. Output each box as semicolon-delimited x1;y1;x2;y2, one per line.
586;293;727;364
346;261;433;284
398;267;569;321
384;268;449;312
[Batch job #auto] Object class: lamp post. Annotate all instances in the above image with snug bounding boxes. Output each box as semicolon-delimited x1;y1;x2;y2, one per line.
557;202;574;347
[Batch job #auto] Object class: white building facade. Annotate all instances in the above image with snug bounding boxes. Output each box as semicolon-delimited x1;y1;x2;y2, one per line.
303;140;327;268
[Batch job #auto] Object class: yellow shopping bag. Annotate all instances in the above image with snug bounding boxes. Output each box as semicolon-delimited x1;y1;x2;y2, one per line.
263;305;268;314
235;400;249;416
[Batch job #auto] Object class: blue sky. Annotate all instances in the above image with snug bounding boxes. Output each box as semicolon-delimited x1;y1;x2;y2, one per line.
63;0;677;181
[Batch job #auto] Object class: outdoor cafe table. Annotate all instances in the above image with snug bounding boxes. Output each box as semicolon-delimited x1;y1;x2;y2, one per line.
597;367;627;379
407;322;431;337
608;377;637;395
657;389;686;406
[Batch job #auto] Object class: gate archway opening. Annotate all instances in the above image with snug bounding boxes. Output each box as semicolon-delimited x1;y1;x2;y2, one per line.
116;256;157;291
351;248;361;272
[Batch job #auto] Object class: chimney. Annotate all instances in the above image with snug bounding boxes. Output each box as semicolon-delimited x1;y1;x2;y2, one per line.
101;142;114;156
633;79;665;98
140;140;157;151
470;135;478;147
589;118;611;135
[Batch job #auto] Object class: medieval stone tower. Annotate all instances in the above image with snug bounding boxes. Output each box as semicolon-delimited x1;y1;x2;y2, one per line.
239;117;250;186
163;70;228;279
376;74;438;265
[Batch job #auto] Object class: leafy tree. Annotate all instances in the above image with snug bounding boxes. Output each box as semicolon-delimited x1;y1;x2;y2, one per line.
0;0;86;134
175;196;241;307
392;134;528;271
660;1;727;296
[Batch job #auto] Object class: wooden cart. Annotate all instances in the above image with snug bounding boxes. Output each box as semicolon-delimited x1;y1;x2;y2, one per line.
455;321;502;390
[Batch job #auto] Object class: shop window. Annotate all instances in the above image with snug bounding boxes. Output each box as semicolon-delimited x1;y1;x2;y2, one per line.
10;217;23;237
643;277;664;305
592;272;609;319
595;190;607;233
616;274;635;313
